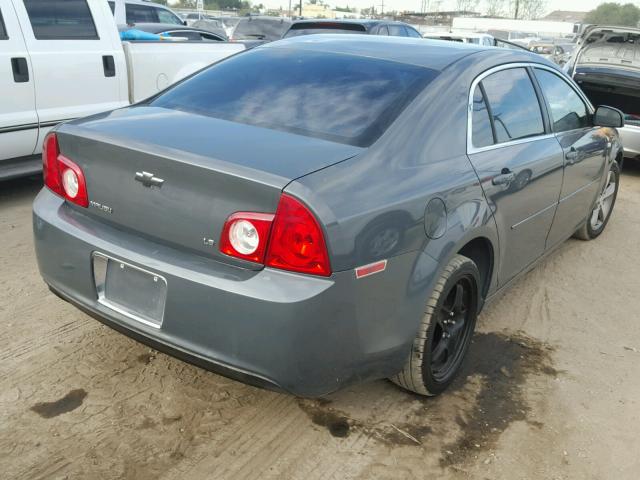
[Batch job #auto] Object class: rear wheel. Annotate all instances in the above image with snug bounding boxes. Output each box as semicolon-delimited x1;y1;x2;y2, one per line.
574;161;620;240
391;254;480;396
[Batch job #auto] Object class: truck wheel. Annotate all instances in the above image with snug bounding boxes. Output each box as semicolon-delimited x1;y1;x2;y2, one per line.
574;161;620;240
391;254;480;396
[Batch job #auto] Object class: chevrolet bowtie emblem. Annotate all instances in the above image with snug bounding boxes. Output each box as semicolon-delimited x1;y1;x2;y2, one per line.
135;171;164;188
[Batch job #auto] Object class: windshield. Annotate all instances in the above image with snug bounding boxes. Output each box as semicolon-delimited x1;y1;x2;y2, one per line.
150;48;437;147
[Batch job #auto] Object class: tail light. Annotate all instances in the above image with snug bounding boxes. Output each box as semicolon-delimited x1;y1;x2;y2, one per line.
219;212;274;263
219;194;331;277
42;132;89;208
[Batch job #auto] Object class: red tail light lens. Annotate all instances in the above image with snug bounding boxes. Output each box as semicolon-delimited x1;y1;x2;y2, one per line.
42;133;89;208
219;212;275;263
43;133;63;196
219;194;331;277
266;194;331;277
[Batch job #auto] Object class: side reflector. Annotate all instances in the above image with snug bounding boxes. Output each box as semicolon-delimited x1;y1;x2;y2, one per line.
355;260;387;279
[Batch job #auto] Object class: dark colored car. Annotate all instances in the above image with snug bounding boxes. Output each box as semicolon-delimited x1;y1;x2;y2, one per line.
34;36;624;398
119;23;227;41
283;19;422;38
230;15;291;42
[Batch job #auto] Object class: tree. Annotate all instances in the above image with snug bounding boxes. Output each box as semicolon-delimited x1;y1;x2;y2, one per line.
486;0;506;17
507;0;546;20
584;3;640;27
455;0;479;13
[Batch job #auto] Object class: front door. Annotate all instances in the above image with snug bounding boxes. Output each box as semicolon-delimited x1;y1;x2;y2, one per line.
533;67;610;247
0;0;38;162
467;66;564;285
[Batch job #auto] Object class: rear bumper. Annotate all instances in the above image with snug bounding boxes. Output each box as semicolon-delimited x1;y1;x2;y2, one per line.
620;125;640;159
33;189;433;397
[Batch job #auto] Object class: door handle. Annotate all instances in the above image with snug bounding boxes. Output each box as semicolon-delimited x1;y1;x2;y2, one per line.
102;55;115;77
11;57;29;83
492;168;516;186
565;148;579;164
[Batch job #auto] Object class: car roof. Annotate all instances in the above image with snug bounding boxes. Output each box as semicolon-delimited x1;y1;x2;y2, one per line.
267;34;540;71
291;18;408;25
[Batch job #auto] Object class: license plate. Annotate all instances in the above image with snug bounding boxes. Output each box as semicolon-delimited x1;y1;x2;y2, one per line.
93;253;167;328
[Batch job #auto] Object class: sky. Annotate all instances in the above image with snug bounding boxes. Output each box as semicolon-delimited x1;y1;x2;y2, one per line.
259;0;636;14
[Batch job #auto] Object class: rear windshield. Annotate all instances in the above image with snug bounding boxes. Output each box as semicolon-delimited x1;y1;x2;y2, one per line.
284;23;367;38
232;18;290;41
150;48;437;147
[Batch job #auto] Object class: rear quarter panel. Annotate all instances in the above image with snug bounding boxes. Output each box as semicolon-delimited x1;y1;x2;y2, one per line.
286;52;504;364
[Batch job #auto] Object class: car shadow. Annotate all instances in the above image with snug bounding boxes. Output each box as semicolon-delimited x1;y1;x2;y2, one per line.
622;159;640;178
0;175;43;206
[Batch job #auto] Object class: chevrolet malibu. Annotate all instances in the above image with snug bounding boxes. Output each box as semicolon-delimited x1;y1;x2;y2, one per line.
34;36;624;397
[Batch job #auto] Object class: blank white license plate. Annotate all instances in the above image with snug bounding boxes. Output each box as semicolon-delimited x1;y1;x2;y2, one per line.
93;253;167;328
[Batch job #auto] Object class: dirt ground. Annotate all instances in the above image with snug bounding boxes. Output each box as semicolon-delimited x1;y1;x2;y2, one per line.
1;163;639;480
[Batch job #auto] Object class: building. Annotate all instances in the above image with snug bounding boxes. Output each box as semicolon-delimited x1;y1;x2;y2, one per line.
543;10;588;23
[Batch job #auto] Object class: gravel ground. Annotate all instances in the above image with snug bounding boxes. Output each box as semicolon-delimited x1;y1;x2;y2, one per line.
1;163;639;480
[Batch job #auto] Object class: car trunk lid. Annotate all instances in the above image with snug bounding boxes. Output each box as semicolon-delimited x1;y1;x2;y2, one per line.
56;107;362;267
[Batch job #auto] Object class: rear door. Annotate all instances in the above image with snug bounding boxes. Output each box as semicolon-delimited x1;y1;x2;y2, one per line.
534;67;609;247
13;0;128;155
467;65;564;285
0;0;38;162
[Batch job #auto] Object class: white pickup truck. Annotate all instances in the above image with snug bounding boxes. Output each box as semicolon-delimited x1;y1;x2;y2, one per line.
0;0;246;179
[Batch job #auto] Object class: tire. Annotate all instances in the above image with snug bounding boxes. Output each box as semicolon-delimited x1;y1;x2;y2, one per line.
574;161;620;241
391;254;480;396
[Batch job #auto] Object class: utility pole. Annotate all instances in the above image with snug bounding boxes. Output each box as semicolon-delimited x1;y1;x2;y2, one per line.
299;0;302;17
513;0;520;19
379;0;384;15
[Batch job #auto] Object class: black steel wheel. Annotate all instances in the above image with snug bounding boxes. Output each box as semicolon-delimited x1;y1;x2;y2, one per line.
392;254;480;396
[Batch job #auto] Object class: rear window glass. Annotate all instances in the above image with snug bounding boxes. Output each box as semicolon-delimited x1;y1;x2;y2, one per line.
126;4;157;24
0;10;7;39
151;48;437;147
233;18;290;41
24;0;98;40
284;23;367;38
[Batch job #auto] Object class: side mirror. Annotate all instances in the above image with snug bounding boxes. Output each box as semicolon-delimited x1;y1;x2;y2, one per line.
594;105;625;128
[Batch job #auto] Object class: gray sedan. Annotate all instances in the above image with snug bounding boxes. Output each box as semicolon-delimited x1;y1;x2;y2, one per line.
34;36;624;397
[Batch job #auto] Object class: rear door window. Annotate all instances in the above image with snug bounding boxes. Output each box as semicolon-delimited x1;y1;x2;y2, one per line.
388;25;407;37
151;48;437;147
471;86;495;148
534;69;589;132
481;68;545;144
0;9;7;39
126;4;158;23
23;0;98;40
406;27;422;38
156;8;182;25
377;25;389;35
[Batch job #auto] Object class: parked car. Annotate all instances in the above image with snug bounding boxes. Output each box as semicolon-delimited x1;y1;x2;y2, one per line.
530;42;571;65
423;32;494;46
191;19;229;41
283;19;422;38
34;36;623;398
424;32;528;51
119;23;227;41
0;0;247;179
230;15;291;42
109;0;184;26
182;11;218;26
565;25;640;161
